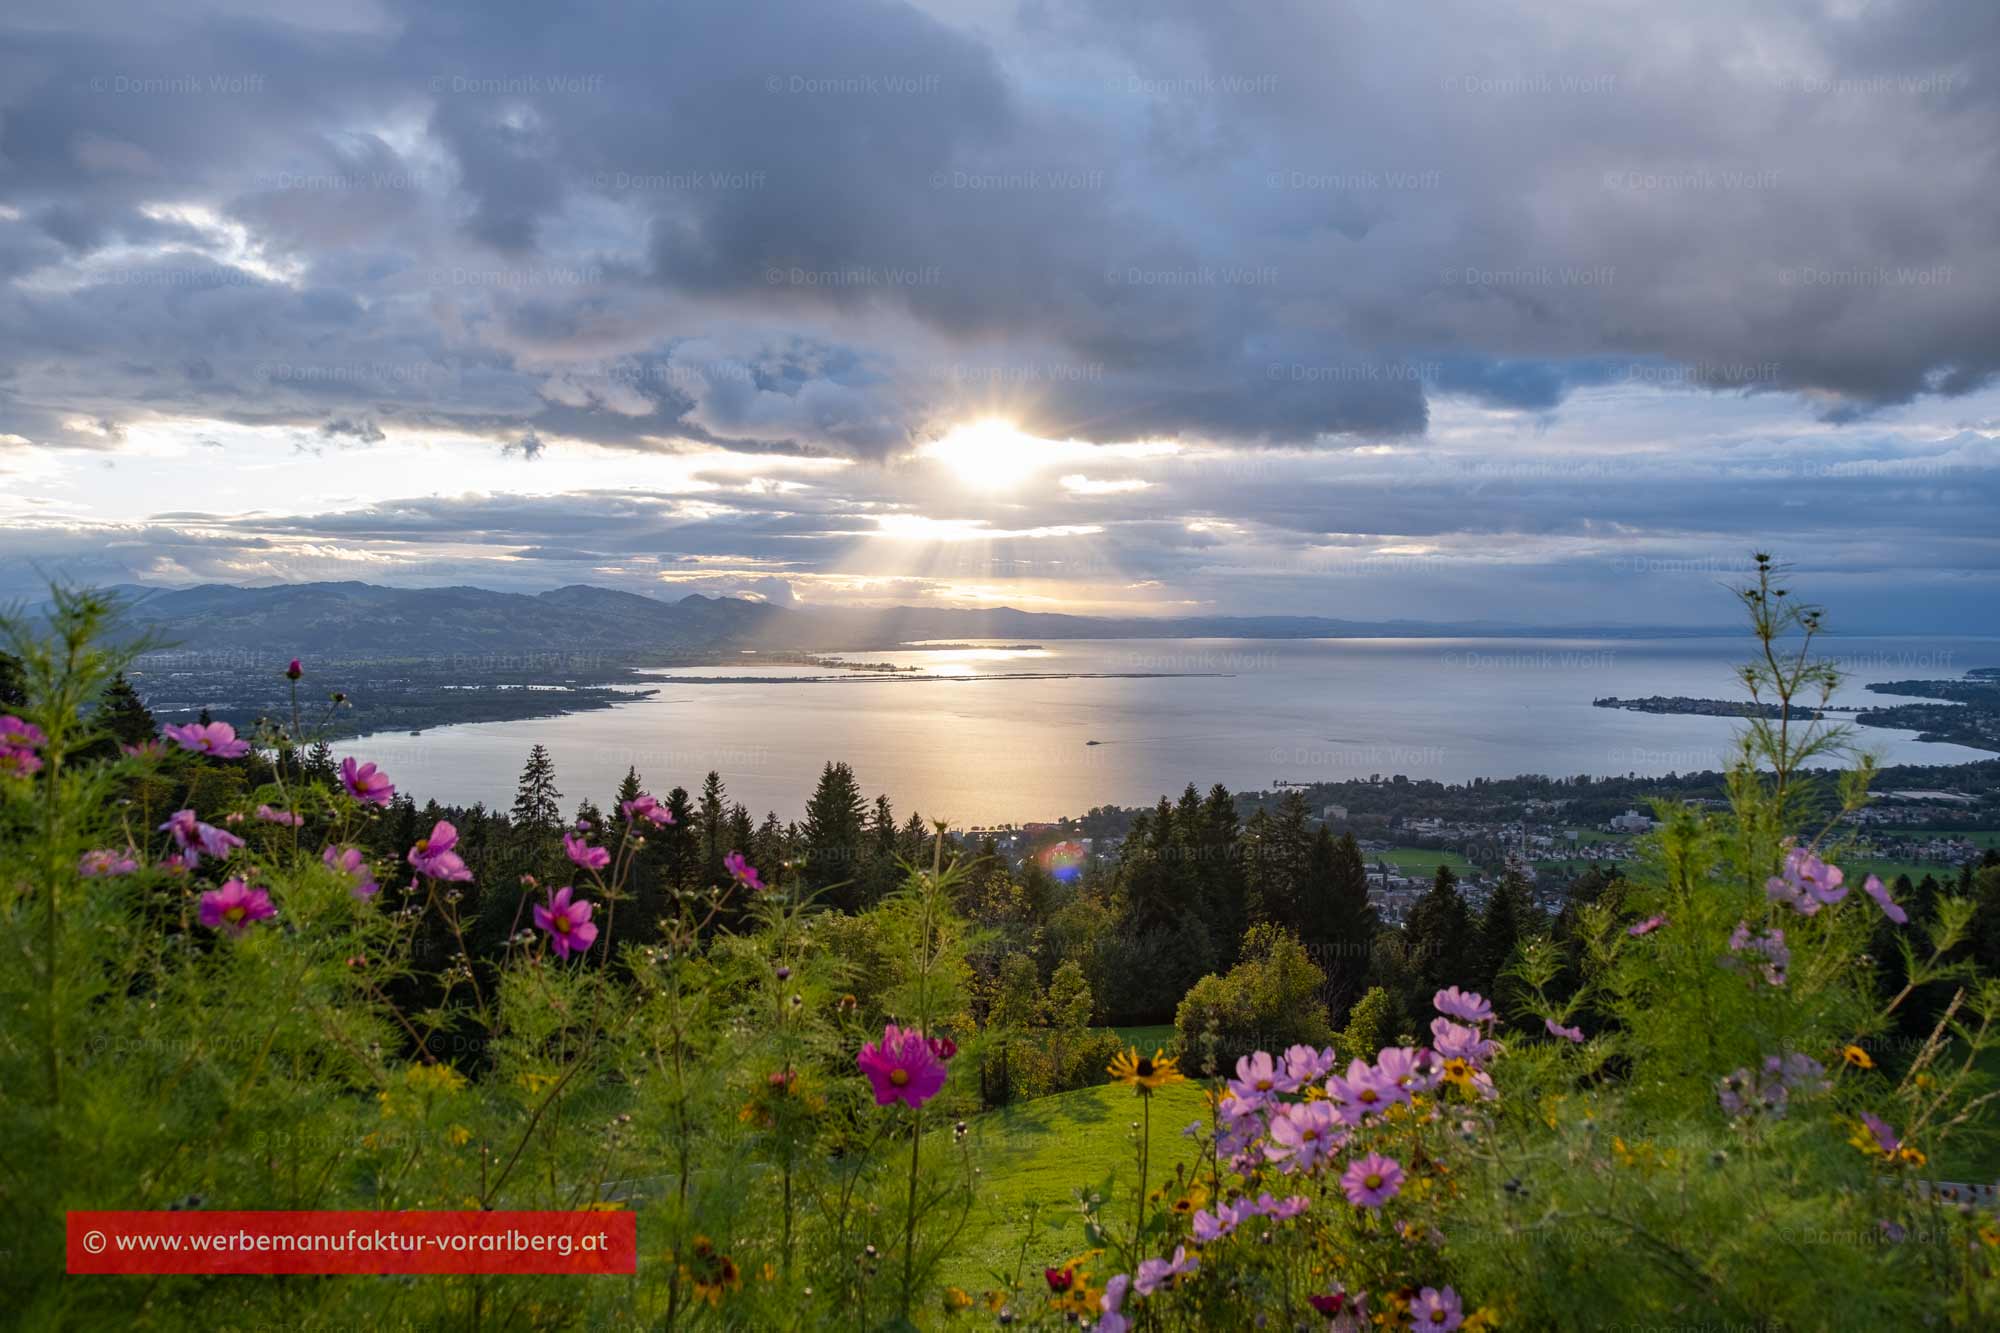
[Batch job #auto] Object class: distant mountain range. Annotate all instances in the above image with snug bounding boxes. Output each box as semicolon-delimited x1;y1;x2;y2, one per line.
77;581;1743;661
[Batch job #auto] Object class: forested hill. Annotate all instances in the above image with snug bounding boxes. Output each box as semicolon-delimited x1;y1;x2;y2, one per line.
79;580;1734;661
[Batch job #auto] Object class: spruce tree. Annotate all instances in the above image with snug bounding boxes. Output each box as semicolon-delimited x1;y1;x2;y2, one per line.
802;761;867;906
1404;864;1472;999
1476;869;1536;999
96;672;157;747
0;650;24;708
509;744;564;834
698;771;728;886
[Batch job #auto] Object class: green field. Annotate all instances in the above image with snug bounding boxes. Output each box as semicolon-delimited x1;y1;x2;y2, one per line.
1371;847;1478;876
934;1080;1210;1293
1108;1024;1177;1056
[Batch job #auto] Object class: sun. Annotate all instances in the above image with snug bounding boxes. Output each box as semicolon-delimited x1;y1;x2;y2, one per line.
919;419;1057;489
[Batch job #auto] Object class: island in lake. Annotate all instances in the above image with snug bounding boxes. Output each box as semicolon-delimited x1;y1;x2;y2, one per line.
1592;669;2000;754
1592;695;1822;720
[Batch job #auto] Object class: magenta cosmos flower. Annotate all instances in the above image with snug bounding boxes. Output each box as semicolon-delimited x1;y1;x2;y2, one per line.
199;879;276;936
533;885;598;959
1433;986;1493;1024
724;850;765;892
255;804;302;827
1545;1017;1586;1043
563;831;610;871
1340;1152;1404;1208
0;715;46;747
159;809;245;867
1862;874;1908;925
620;792;674;826
0;743;42;778
856;1023;949;1107
79;848;140;877
408;820;472;881
1410;1286;1465;1331
323;844;380;898
339;757;395;807
163;720;250;759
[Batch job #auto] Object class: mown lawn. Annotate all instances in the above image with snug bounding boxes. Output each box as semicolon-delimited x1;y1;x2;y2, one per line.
931;1080;1210;1295
1371;846;1479;876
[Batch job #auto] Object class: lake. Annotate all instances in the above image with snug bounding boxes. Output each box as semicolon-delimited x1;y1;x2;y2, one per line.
352;636;1999;825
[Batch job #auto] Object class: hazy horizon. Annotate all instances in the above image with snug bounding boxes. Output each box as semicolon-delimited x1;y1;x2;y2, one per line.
2;0;1995;629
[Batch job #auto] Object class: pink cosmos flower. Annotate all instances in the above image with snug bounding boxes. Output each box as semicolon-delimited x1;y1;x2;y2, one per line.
1265;1100;1344;1172
1229;1050;1288;1102
620;793;674;826
1340;1152;1404;1208
158;809;245;867
724;850;765;892
1717;1066;1788;1118
0;714;45;746
121;740;165;759
1429;1017;1498;1066
1768;1051;1829;1094
408;821;472;881
1627;915;1667;936
0;744;42;778
1191;1203;1240;1243
255;804;303;827
1134;1246;1196;1297
563;831;610;871
1545;1017;1586;1043
856;1023;949;1108
1727;921;1790;985
927;1033;958;1063
1410;1286;1465;1331
163;720;250;759
1863;874;1908;925
533;885;598;959
79;848;140;877
1767;846;1845;915
199;879;276;936
1283;1043;1338;1085
1326;1058;1398;1123
339;757;395;807
1095;1273;1131;1333
322;844;380;898
1433;986;1493;1024
1860;1111;1902;1156
1241;1192;1311;1220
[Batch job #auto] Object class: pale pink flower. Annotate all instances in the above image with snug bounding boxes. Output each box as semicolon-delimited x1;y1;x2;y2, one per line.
1339;1152;1404;1208
79;848;140;877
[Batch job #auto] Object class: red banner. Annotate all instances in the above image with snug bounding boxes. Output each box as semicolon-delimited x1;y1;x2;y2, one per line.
66;1210;636;1275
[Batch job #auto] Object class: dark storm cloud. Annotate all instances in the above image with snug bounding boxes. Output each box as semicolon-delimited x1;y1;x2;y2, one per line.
3;0;1994;460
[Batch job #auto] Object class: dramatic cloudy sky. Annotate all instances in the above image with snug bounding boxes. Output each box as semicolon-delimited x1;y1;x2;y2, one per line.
1;0;1995;628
